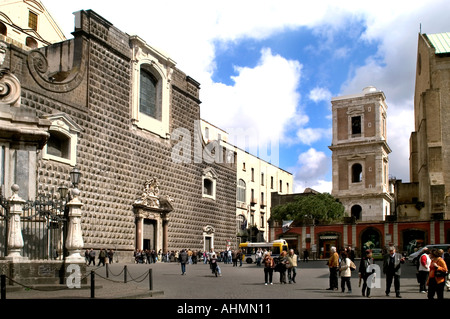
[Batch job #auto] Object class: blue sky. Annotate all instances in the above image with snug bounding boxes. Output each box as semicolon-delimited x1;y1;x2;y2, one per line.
42;0;450;193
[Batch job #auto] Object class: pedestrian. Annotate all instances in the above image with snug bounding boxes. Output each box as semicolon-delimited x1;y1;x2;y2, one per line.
339;250;352;293
427;248;448;299
417;247;431;293
277;251;288;284
232;250;238;267
179;249;188;275
326;246;339;291
347;246;355;262
256;248;263;266
359;249;374;298
98;248;107;266
88;248;96;266
303;249;309;262
237;249;243;267
382;246;405;298
263;251;275;285
84;249;90;264
107;249;114;264
443;247;450;292
286;249;298;284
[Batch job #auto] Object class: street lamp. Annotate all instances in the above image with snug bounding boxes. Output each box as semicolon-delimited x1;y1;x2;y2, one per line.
70;165;81;189
57;183;69;200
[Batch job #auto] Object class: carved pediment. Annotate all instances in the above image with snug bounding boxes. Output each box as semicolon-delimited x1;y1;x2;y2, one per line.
133;177;173;213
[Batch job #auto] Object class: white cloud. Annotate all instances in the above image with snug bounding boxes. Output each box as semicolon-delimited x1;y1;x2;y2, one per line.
295;127;331;146
309;87;332;103
292;148;331;193
294;180;332;194
201;48;302;150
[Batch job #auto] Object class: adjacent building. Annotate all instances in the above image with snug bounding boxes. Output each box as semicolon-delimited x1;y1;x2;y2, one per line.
200;119;293;244
0;0;66;48
406;32;450;221
329;86;393;222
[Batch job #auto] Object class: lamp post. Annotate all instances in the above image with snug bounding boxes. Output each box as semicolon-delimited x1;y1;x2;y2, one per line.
69;165;81;189
65;166;84;263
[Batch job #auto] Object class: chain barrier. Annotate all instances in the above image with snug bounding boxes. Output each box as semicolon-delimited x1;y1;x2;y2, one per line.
0;264;154;299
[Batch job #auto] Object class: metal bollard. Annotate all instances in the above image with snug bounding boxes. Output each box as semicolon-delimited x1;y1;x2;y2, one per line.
106;263;109;278
149;269;153;291
1;274;6;300
124;265;127;283
90;271;95;298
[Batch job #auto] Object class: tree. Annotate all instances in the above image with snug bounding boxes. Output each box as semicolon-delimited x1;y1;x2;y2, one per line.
270;193;345;224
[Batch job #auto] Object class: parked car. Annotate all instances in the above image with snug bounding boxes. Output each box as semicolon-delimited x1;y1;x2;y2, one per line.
371;248;384;260
407;244;450;264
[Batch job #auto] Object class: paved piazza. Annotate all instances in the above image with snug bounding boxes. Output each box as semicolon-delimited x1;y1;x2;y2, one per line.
97;259;443;300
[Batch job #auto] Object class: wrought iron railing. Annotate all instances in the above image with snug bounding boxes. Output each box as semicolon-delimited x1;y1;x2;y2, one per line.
0;189;68;260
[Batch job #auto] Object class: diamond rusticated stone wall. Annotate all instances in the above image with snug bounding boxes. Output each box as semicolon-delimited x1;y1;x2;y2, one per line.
8;10;236;259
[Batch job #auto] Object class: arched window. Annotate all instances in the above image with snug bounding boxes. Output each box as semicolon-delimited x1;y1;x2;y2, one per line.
0;22;7;36
25;37;38;49
351;205;362;220
352;164;363;183
237;215;247;232
237;179;246;202
139;69;160;119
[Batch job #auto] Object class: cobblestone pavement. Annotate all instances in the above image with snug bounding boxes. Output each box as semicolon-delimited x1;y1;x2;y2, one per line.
3;259;448;301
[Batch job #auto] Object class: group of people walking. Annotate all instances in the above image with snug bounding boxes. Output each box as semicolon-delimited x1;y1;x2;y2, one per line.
263;249;298;285
326;245;449;299
85;248;115;266
416;246;450;299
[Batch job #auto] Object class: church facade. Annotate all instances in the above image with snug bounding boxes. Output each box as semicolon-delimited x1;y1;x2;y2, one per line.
0;9;237;260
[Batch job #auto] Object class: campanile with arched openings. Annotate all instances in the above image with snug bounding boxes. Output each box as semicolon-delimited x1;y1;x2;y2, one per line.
329;87;393;221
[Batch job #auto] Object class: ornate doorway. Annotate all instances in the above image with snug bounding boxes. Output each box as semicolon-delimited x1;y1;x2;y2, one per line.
133;178;173;253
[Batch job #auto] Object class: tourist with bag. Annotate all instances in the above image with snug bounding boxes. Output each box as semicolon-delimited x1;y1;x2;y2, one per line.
427;248;448;299
263;252;275;285
339;250;352;293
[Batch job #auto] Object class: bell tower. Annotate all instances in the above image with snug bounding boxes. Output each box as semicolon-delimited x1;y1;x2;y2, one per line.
329;87;393;221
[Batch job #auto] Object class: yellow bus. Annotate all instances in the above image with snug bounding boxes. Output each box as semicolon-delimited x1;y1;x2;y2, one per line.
239;240;289;264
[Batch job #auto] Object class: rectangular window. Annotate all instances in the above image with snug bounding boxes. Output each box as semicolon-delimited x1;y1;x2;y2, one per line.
28;11;38;31
351;116;361;135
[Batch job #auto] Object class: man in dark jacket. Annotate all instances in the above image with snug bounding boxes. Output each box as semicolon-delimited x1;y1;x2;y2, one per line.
383;246;405;298
359;249;375;298
179;249;188;275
